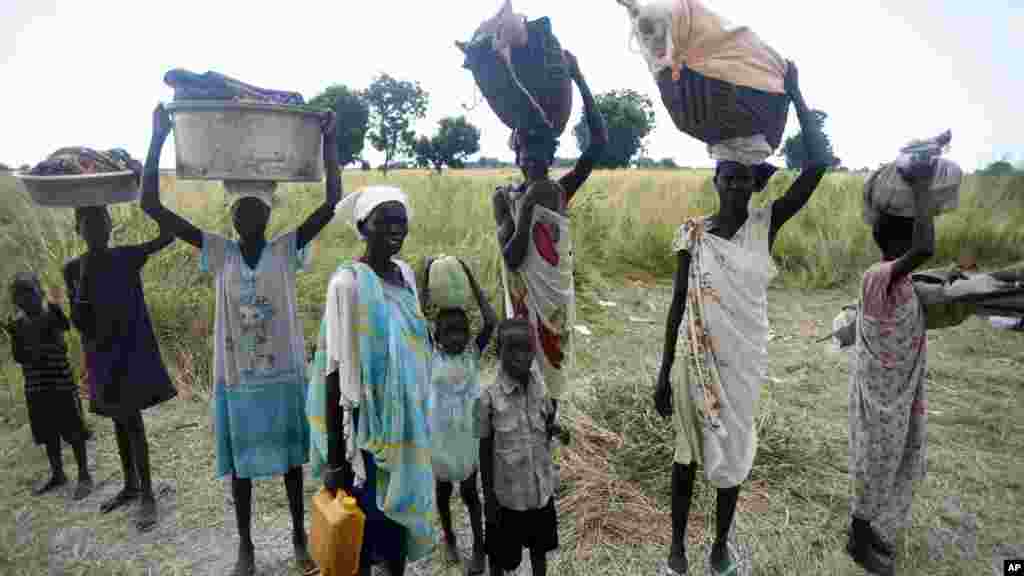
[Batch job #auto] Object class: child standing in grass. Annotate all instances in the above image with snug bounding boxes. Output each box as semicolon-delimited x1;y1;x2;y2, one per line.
64;204;177;532
5;272;92;500
479;319;559;576
847;161;937;576
422;256;496;574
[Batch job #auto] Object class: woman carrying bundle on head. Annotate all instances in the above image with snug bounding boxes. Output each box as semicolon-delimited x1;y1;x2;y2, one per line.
309;186;434;576
653;61;830;576
845;156;948;576
490;49;608;416
142;103;339;576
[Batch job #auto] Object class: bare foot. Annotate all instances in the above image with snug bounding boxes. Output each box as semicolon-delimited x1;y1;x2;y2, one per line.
136;496;157;532
232;544;256;576
293;542;318;575
32;474;67;496
72;477;93;500
100;488;140;514
468;540;485;575
667;542;688;575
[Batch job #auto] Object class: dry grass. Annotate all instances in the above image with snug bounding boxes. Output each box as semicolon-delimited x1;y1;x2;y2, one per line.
559;406;674;555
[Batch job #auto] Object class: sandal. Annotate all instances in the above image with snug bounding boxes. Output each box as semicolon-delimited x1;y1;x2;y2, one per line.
99;488;140;514
709;544;737;576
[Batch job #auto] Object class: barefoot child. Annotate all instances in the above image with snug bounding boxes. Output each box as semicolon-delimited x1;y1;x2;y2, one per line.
846;160;938;576
143;103;339;576
64;205;177;531
5;273;92;500
479;319;559;576
422;256;496;574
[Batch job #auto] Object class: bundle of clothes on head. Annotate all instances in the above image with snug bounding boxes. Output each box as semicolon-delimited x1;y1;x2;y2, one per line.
617;0;791;159
459;0;574;137
863;130;960;225
29;147;142;177
822;131;1024;345
163;69;305;106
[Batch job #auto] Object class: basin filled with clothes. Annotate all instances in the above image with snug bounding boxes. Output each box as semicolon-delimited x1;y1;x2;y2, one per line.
16;147;141;207
164;69;325;182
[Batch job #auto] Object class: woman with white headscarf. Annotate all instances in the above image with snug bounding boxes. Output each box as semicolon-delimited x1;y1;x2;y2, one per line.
308;186;433;576
142;103;339;576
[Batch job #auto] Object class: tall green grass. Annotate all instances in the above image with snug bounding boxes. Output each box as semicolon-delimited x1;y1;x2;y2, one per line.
0;170;1021;574
0;169;1021;397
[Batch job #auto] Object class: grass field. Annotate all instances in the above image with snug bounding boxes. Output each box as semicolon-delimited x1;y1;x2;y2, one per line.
0;169;1021;575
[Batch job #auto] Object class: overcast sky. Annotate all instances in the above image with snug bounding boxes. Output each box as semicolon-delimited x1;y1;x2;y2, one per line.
2;0;1020;171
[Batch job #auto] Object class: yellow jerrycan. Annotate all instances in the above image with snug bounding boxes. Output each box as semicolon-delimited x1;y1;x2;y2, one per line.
310;488;365;576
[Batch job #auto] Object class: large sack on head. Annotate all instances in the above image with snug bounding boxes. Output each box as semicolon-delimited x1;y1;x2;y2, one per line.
618;0;790;151
863;131;961;225
429;256;473;311
459;0;573;136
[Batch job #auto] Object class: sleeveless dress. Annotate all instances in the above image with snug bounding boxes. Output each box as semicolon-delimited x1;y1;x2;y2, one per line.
72;246;177;418
670;206;777;488
202;231;311;480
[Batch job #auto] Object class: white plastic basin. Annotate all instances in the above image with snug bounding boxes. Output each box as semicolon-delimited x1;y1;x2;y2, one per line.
167;101;324;182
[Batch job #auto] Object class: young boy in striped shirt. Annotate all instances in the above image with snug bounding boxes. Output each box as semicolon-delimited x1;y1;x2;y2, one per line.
6;272;92;499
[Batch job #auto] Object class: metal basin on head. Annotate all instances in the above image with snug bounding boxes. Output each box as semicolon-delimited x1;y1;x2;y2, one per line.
167;101;325;182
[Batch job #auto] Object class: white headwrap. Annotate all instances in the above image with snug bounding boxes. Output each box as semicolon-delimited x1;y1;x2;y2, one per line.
708;134;773;166
224;181;277;212
335;186;410;240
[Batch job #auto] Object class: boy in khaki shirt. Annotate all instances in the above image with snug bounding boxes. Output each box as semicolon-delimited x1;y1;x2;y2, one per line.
478;319;558;576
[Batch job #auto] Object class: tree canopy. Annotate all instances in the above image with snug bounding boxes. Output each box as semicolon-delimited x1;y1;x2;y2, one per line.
366;74;429;175
308;84;370;168
782;109;838;170
413;116;481;172
574;89;656;169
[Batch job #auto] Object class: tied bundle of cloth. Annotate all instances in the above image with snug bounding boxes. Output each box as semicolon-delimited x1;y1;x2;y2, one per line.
616;0;790;164
827;264;1024;349
29;147;141;177
863;130;961;225
163;69;305;106
458;0;573;136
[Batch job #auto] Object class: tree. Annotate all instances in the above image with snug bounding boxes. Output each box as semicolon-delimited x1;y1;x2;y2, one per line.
635;157;657;169
0;163;10;172
574;89;655;169
19;164;29;172
981;160;1016;176
365;74;429;175
308;84;370;169
782;109;837;170
658;157;679;169
413;116;481;173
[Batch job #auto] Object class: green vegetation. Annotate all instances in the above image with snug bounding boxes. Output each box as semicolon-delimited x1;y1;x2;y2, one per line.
0;169;1021;574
